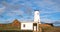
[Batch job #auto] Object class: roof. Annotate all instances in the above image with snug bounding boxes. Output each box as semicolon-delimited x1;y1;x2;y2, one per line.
12;19;21;23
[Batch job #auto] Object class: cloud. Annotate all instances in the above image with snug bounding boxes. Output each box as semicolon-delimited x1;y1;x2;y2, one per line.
41;18;55;23
0;6;5;15
53;20;60;24
0;0;33;15
0;0;33;22
33;0;60;12
6;10;24;16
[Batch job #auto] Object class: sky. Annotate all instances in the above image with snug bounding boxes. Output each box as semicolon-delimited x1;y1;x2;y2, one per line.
0;0;60;26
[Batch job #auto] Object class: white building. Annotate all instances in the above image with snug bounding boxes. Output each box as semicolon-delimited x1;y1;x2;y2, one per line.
21;10;41;32
21;22;33;30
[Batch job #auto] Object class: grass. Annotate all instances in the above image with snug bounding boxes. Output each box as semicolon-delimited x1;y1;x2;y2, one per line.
0;25;20;30
39;26;60;32
0;24;60;32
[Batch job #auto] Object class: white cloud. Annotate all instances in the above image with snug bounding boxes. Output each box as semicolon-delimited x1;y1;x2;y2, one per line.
0;6;6;15
41;18;55;23
34;0;60;12
1;0;33;15
6;10;24;17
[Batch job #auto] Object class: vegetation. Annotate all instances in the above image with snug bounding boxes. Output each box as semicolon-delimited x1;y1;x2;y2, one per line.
0;24;20;30
39;25;60;32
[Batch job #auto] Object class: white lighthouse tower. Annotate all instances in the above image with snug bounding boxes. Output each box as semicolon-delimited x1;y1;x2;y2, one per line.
33;10;41;32
34;10;41;24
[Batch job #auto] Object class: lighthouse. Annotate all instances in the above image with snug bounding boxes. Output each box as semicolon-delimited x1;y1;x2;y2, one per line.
34;10;41;24
33;10;41;32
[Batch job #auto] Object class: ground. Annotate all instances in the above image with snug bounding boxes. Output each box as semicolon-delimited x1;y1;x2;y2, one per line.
0;24;60;32
39;24;60;32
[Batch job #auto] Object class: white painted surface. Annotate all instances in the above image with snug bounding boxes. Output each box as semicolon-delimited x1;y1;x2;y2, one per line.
34;11;41;24
21;22;33;30
34;26;36;31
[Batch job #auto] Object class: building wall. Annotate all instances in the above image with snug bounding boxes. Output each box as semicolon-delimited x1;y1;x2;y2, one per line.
21;22;33;30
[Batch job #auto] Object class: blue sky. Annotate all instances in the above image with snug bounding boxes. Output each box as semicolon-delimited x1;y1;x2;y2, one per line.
0;0;60;26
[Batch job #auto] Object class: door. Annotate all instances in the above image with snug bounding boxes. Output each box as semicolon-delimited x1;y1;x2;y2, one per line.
33;23;37;31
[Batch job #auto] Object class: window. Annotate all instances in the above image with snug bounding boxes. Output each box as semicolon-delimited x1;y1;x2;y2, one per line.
23;24;25;27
